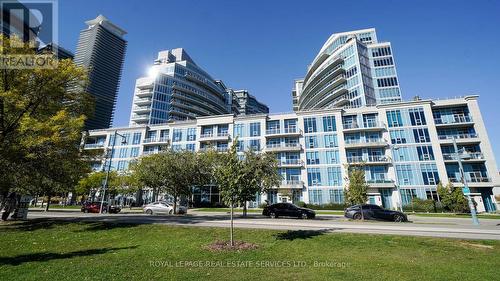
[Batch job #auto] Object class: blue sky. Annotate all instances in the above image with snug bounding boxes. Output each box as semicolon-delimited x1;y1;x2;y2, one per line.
58;0;500;165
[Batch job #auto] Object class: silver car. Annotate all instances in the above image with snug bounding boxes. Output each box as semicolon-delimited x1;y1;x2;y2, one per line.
143;201;187;215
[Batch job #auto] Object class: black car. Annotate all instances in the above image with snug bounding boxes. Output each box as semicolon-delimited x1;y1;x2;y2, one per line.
344;204;407;222
262;203;316;219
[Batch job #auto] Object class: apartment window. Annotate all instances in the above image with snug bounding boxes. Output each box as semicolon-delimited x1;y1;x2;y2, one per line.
307;168;322;186
372;46;392;57
306;152;320;165
421;164;439;185
328;189;344;203
173;129;182;142
373;57;394;67
249;122;261;137
396;164;414;186
413;128;430;143
234;124;245;138
186;143;195;151
130;147;139;157
236;140;244;152
308;190;323;205
119;148;128;158
325;150;339;164
409;108;427;126
132;132;142;145
304;117;317;133
327;167;342;186
322;116;336;132
416;146;434;161
390;129;407;144
306;136;318;149
187;128;196;141
117;160;127;171
324;134;338;148
386;110;403;127
250;139;260;150
376;77;398;87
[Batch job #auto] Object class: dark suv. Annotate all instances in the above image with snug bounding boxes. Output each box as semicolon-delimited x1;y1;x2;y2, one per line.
344;204;407;222
262;203;316;219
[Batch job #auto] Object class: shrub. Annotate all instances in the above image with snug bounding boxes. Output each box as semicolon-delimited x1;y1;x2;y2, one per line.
305;203;347;210
410;198;436;213
296;201;307;208
258;203;268;209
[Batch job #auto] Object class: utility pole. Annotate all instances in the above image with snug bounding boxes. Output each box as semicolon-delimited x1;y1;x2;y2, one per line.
100;130;127;214
452;138;479;225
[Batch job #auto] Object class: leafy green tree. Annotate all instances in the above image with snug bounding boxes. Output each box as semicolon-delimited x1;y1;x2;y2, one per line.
0;35;92;212
131;150;210;213
213;142;242;246
437;182;470;213
238;150;280;217
344;166;368;205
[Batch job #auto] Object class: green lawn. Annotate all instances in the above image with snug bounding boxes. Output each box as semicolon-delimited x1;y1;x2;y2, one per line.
0;221;499;281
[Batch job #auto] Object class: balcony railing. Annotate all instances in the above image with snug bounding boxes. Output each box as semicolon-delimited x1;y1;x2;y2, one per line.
438;133;478;140
144;137;169;144
266;127;300;135
84;143;105;149
345;138;385;145
450;172;491;183
278;159;303;166
434;115;473;125
281;180;304;186
442;152;484;161
347;155;388;163
343;121;384;130
200;132;229;139
266;143;301;150
366;179;393;184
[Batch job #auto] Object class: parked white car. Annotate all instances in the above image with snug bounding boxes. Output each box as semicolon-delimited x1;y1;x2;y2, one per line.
143;201;187;215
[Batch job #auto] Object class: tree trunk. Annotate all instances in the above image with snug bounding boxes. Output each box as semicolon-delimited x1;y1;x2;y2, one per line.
242;201;247;217
230;199;234;247
173;194;177;215
45;195;51;212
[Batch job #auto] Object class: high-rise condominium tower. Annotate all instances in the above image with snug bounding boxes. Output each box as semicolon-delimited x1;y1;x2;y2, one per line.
293;28;402;111
131;48;234;126
74;15;127;130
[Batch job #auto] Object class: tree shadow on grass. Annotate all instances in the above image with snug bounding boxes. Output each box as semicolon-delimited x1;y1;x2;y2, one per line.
0;246;138;266
0;219;142;232
273;229;333;241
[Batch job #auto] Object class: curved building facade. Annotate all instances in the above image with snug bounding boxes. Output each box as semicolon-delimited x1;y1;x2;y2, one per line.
293;28;402;111
130;48;231;126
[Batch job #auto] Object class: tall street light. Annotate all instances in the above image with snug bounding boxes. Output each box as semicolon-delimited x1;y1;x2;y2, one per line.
452;137;479;225
389;145;404;212
100;130;127;214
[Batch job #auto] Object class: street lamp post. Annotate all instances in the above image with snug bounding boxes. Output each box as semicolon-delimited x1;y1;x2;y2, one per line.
100;130;127;214
390;145;404;212
452;138;479;225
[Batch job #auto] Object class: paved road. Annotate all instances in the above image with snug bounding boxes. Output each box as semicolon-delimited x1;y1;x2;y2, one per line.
25;210;500;240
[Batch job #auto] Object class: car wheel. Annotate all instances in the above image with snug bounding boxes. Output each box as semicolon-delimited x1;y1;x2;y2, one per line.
301;213;308;219
102;209;108;214
169;209;173;215
394;214;404;222
270;212;278;219
83;209;88;213
146;209;153;215
352;213;362;220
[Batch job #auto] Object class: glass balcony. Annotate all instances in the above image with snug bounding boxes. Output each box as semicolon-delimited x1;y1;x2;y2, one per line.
449;172;491;183
434;115;473;125
347;155;389;164
438;133;479;140
265;143;302;152
442;152;484;161
278;159;304;166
